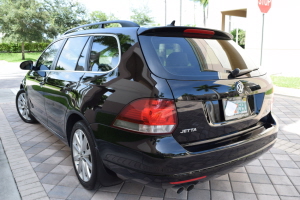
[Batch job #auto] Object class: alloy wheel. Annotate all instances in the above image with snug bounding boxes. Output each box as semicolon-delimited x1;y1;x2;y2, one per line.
17;93;32;121
72;129;93;182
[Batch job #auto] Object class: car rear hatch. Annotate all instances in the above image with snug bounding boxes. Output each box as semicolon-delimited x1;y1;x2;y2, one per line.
138;26;274;149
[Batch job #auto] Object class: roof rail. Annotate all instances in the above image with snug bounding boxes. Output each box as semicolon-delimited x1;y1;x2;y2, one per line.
63;20;140;35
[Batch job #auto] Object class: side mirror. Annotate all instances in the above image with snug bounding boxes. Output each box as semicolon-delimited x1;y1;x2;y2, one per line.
20;61;33;70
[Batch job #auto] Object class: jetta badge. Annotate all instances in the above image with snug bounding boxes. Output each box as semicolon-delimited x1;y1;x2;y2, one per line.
236;81;244;94
180;128;197;134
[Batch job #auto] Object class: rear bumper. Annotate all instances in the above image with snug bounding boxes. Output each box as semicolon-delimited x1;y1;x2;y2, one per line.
104;139;275;189
93;115;278;189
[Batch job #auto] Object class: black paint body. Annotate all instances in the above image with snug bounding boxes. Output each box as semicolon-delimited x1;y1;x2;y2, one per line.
21;26;278;189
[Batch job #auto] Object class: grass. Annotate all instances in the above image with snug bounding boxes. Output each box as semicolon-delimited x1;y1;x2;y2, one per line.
271;75;300;89
0;52;41;62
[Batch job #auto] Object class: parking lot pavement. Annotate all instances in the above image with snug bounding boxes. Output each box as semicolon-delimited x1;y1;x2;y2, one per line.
0;90;300;200
0;61;27;89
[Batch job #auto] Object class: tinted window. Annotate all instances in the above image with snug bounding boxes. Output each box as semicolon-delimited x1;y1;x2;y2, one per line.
140;36;257;76
55;36;89;71
36;40;63;70
88;36;119;72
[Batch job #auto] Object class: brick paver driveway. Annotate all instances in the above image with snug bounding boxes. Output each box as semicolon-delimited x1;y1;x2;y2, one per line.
1;85;300;199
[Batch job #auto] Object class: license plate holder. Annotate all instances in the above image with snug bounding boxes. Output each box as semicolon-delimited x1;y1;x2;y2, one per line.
222;97;250;121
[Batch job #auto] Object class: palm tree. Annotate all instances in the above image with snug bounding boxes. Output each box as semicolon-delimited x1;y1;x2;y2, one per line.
165;0;167;25
194;85;220;92
192;0;209;27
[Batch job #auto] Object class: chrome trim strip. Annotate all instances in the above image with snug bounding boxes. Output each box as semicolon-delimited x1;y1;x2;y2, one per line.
189;125;276;155
212;114;257;126
37;33;121;74
182;124;263;147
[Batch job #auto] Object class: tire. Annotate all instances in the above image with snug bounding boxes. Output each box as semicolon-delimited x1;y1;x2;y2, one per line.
16;89;37;123
70;120;101;190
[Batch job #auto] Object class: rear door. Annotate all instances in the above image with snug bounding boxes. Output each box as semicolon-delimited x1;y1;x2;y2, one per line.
44;36;90;137
139;29;273;145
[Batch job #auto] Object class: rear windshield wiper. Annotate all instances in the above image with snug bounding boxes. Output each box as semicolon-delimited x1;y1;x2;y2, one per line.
228;68;259;78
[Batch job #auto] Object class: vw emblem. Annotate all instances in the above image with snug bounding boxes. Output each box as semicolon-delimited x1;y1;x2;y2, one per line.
236;81;244;94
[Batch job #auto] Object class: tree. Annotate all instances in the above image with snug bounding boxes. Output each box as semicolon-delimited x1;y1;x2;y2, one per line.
194;85;220;92
194;84;221;98
192;0;209;27
43;0;88;36
89;11;116;23
0;0;50;60
231;29;246;48
89;11;119;28
130;7;154;26
0;0;88;60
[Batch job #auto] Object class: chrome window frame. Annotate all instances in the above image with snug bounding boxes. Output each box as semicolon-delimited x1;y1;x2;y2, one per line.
36;33;121;74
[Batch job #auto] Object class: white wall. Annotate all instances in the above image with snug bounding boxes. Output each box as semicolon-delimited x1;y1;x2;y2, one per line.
206;0;247;30
207;0;300;75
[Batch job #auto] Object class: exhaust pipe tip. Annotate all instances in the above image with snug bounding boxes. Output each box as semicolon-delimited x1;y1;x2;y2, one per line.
177;187;184;194
186;184;195;191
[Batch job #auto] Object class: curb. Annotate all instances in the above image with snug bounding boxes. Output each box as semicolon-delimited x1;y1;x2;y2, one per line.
274;86;300;99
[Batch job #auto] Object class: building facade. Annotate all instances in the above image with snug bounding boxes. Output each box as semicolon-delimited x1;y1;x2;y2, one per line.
207;0;300;75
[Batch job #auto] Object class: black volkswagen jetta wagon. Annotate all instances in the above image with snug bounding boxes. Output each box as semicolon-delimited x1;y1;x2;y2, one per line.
16;20;278;193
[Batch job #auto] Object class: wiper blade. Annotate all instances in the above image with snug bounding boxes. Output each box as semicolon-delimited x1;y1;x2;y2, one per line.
229;68;259;78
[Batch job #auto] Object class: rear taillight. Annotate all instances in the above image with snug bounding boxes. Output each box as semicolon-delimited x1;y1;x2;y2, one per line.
113;98;177;134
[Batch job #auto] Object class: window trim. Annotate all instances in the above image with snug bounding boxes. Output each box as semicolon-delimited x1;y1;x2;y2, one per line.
53;36;90;71
82;37;93;71
35;38;66;70
74;36;91;71
41;34;121;73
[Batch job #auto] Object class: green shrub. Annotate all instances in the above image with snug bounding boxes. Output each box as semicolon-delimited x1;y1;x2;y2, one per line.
0;42;50;53
231;29;245;49
0;43;9;52
10;43;21;52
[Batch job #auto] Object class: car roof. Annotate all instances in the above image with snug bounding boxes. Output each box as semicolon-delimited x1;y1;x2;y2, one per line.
61;20;233;41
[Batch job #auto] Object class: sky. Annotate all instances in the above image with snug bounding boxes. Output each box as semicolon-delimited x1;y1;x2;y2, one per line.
76;0;246;31
77;0;203;26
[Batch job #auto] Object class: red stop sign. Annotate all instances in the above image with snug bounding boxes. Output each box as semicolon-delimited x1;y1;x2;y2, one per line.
258;0;272;13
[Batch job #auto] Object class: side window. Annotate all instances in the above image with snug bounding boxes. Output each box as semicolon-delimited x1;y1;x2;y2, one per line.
36;40;63;69
55;36;89;71
89;36;120;72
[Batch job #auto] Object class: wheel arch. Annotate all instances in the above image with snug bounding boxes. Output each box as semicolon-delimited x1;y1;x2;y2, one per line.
65;111;123;187
65;111;92;146
20;76;27;90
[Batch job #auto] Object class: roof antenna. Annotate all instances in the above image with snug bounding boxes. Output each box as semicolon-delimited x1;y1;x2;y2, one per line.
167;20;175;26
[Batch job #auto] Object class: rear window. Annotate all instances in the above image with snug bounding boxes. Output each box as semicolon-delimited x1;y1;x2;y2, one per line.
139;36;257;77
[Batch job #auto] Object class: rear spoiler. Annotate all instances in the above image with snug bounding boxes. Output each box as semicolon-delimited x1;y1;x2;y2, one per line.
138;27;233;40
